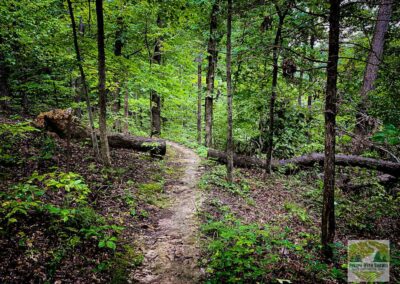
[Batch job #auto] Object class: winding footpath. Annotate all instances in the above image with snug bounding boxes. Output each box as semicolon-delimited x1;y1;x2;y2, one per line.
131;142;203;283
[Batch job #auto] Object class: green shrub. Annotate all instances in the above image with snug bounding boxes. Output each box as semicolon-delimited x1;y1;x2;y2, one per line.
0;171;123;252
29;171;90;205
202;213;282;283
199;165;250;197
0;122;39;165
284;202;311;223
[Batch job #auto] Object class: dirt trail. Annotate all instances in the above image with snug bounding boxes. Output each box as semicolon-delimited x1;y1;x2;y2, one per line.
132;142;203;283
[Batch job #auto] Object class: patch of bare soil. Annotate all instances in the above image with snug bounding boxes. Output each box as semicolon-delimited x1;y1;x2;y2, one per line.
132;142;203;284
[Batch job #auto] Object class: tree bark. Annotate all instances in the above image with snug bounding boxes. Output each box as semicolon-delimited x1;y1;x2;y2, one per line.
226;0;234;183
197;55;202;144
322;0;340;260
298;69;304;106
265;6;286;174
205;1;220;147
67;0;100;158
151;15;162;137
0;58;10;112
107;134;166;156
355;0;392;138
73;77;82;118
113;15;124;132
207;149;400;177
0;34;10;112
123;88;129;134
205;97;213;146
307;34;315;144
96;0;111;165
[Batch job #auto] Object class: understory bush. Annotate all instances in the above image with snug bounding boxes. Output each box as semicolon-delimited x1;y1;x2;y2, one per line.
0;171;123;251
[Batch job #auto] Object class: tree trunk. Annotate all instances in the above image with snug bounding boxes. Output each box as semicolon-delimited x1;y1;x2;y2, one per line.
307;34;315;144
151;15;162;137
113;15;124;132
322;0;340;260
87;0;92;34
226;0;234;183
67;0;100;158
21;92;28;114
96;0;111;165
205;1;220;147
354;0;392;138
205;97;213;146
113;87;121;131
207;149;400;177
298;69;303;106
265;7;286;174
0;34;10;112
0;59;10;112
107;134;166;156
123;88;129;134
151;90;161;136
73;77;82;118
197;55;202;144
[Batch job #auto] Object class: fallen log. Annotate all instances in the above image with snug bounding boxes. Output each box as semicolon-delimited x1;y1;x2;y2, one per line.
35;109;166;155
207;149;400;177
107;133;166;156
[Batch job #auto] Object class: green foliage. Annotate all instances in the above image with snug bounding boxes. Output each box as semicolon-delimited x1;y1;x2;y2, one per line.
0;122;38;137
202;214;281;283
108;244;144;283
0;170;123;252
0;122;39;164
29;171;91;205
199;165;250;197
283;202;310;223
0;183;44;224
139;182;164;193
137;181;168;209
123;189;137;216
81;225;123;250
37;136;57;160
372;124;400;145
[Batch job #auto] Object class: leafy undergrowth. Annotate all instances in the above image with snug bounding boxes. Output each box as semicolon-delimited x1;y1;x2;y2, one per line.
199;161;400;283
0;117;169;283
161;129;208;158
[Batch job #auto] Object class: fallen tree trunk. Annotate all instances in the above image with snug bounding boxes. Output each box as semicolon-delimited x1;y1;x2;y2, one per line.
107;134;166;155
208;149;400;177
35;109;166;155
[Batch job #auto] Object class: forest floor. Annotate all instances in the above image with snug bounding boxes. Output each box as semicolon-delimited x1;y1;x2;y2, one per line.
132;142;204;283
0;115;399;283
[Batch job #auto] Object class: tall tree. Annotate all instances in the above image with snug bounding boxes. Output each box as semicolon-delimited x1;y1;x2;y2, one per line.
354;0;393;138
0;42;10;111
113;15;124;132
205;0;220;147
197;55;202;144
226;0;233;182
123;88;129;134
307;33;315;144
321;0;340;260
66;0;100;159
150;15;163;137
265;4;288;174
95;0;111;165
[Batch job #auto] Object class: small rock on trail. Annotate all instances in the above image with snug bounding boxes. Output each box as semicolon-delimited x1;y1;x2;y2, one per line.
131;142;204;284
